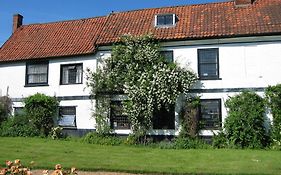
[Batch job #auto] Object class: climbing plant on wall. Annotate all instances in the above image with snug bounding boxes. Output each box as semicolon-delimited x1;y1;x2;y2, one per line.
87;35;197;138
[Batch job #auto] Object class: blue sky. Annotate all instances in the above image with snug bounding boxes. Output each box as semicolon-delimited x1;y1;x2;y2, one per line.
0;0;227;46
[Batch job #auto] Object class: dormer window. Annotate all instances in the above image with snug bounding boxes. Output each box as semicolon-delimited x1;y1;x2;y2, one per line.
155;14;176;27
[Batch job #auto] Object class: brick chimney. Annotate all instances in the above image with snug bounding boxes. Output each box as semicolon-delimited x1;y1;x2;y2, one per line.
235;0;255;6
13;14;23;33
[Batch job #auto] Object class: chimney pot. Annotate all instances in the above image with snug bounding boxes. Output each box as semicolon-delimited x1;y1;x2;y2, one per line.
235;0;255;6
13;14;23;33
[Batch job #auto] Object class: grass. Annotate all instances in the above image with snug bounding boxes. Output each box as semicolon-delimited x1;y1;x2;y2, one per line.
0;137;281;175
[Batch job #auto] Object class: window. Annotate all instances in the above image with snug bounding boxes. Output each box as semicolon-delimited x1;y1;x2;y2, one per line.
155;14;176;27
198;48;219;80
199;99;221;129
26;62;48;86
161;51;174;62
110;101;130;129
58;106;76;127
14;107;24;116
153;105;175;129
60;64;83;85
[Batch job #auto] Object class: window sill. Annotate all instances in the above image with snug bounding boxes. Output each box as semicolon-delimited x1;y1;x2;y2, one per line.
24;84;49;87
60;126;77;130
155;24;176;28
60;83;83;85
199;78;222;81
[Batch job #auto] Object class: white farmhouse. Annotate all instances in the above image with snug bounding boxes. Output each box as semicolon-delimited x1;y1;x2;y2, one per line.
0;0;281;138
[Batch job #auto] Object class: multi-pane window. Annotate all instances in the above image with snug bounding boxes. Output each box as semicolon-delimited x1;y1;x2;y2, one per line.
155;14;176;27
198;48;219;80
26;62;48;85
58;106;76;127
199;99;221;129
60;64;83;85
153;105;175;129
110;101;130;129
161;51;174;62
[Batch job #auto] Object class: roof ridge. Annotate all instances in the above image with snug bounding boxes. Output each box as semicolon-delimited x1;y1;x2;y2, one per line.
21;15;107;27
18;1;234;27
108;0;233;15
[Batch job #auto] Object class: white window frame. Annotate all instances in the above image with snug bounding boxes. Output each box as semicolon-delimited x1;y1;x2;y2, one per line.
154;14;176;27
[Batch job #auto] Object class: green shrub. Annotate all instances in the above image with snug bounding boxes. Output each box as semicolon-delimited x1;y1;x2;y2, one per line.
0;114;40;137
224;91;269;149
265;84;281;143
82;132;124;146
24;93;59;136
49;126;65;139
212;132;227;148
174;137;210;149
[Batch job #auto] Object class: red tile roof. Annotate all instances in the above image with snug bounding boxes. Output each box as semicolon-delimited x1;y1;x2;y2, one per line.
0;16;107;62
0;0;281;62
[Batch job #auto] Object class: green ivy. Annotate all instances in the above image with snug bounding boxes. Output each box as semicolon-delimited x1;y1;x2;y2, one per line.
87;35;197;137
0;96;12;123
224;91;269;148
265;84;281;144
179;97;200;138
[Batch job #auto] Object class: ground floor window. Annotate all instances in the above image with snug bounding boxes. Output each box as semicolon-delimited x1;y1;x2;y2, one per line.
14;107;24;115
110;101;130;129
199;99;221;129
58;106;76;128
152;104;175;129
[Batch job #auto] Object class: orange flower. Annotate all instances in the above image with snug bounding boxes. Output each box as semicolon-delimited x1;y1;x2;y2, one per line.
5;160;13;167
43;170;49;175
70;167;77;174
14;159;21;164
55;164;62;170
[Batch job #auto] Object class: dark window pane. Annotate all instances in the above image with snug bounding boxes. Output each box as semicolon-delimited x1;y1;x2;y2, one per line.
157;15;165;25
153;105;175;129
156;14;175;26
199;64;218;77
164;15;173;25
198;48;219;79
14;107;25;115
61;64;82;84
110;101;130;129
200;99;221;129
161;51;174;62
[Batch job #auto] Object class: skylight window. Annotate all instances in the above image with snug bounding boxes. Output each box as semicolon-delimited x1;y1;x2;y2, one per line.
155;14;177;27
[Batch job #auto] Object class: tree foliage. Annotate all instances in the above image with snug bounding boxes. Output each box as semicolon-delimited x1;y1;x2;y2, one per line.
24;93;59;136
87;35;197;136
0;96;12;123
224;91;269;148
265;84;281;143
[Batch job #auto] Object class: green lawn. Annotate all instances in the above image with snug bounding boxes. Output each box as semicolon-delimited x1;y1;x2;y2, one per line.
0;137;280;175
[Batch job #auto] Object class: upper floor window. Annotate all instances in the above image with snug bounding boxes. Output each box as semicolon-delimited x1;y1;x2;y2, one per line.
198;48;219;80
60;63;83;85
58;106;76;128
26;61;48;86
161;50;174;62
155;14;176;27
199;99;221;130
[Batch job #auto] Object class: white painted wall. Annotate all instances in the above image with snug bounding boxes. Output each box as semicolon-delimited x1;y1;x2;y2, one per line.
1;40;281;135
0;52;110;130
172;41;281;136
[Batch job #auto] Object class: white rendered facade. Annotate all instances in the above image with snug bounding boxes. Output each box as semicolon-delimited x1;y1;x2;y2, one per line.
1;36;281;136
